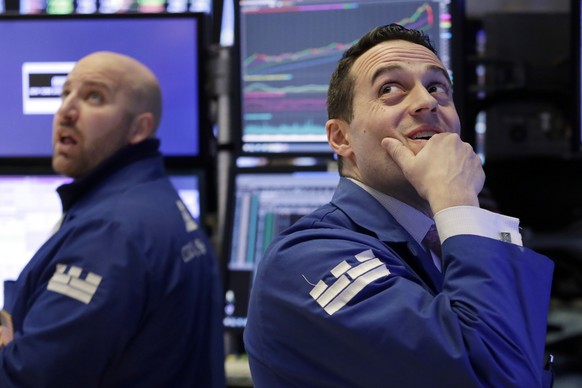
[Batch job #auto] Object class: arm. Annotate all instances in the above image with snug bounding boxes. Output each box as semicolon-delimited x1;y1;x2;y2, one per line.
245;231;554;387
0;221;147;387
246;135;553;386
380;132;553;381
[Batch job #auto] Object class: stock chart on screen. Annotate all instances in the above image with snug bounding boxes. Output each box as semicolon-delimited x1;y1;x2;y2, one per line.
239;0;455;154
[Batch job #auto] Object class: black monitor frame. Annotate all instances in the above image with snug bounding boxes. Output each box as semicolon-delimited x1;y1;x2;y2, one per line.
0;12;215;169
572;0;582;154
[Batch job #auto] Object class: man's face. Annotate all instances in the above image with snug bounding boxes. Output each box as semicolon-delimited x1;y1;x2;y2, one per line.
335;39;461;199
52;56;135;178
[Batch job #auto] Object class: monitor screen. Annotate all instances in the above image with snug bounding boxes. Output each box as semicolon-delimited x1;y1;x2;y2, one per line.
18;0;211;17
0;171;202;307
169;172;203;221
0;13;208;159
236;0;464;155
223;168;340;329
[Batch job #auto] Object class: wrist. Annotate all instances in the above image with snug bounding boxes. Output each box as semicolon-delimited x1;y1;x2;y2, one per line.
429;193;480;214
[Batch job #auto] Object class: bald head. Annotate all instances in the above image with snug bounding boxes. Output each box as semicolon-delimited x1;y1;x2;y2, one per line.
74;51;162;133
52;51;164;178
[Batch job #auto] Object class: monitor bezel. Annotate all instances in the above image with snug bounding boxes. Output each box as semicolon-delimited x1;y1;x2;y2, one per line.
572;0;582;154
0;12;215;167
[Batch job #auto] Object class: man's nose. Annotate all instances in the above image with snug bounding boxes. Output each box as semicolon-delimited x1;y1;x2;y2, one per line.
55;96;78;123
409;86;438;115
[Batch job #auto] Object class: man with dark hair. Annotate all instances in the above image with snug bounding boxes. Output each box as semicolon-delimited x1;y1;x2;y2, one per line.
0;51;225;387
244;24;554;387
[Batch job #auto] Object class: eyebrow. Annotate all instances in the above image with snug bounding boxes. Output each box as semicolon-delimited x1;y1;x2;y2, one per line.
371;64;452;86
62;79;111;92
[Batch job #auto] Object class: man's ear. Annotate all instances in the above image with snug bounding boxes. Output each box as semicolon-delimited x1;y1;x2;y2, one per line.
326;118;353;157
129;112;155;144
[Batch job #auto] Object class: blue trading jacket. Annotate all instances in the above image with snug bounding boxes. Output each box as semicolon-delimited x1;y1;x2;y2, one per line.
1;140;225;387
244;177;554;387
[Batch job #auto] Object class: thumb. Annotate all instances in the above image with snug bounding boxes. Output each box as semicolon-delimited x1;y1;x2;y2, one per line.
381;137;414;168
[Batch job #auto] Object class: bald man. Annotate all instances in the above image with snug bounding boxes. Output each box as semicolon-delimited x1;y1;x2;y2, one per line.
0;52;225;387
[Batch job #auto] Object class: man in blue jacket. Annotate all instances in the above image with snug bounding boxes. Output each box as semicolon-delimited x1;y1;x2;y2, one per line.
0;51;225;387
244;24;555;387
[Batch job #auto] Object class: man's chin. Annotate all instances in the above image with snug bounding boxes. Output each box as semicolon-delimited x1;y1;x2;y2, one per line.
52;157;77;178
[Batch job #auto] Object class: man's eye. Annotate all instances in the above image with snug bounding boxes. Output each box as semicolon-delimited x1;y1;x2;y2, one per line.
87;91;103;102
380;84;401;95
428;84;449;94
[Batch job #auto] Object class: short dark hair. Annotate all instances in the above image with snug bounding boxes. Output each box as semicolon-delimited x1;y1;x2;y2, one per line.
327;23;437;123
326;24;437;173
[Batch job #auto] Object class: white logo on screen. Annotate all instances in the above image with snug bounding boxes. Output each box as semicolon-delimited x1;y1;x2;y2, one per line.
22;62;76;115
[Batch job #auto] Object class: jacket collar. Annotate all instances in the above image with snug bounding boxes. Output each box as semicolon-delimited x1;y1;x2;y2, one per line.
57;138;161;212
331;178;412;243
331;177;443;292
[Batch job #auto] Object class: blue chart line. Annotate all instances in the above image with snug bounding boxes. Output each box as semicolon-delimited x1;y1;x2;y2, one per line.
244;82;329;95
245;97;327;113
245;43;351;75
244;121;327;136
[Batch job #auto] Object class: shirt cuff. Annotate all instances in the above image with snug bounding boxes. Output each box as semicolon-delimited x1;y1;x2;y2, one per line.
433;206;522;246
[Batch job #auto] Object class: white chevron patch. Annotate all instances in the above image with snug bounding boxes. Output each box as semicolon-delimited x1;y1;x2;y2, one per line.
47;264;102;304
309;249;389;315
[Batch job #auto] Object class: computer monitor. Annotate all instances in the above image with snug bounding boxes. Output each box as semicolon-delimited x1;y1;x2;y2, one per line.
0;171;203;307
0;174;69;306
223;167;340;330
18;0;211;15
235;0;465;155
0;13;210;162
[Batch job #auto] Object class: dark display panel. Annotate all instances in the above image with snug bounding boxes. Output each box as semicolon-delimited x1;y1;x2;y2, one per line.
574;0;582;153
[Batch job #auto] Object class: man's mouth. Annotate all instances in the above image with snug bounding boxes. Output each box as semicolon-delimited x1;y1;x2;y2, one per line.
410;130;438;141
59;135;77;145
